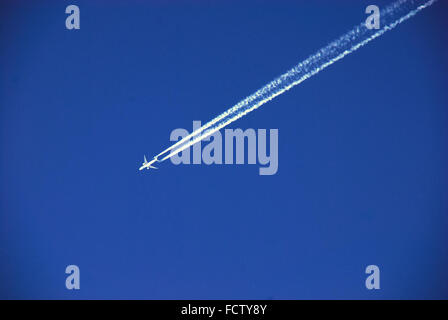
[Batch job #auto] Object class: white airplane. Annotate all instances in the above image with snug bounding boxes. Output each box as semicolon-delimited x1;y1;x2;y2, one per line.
139;155;158;171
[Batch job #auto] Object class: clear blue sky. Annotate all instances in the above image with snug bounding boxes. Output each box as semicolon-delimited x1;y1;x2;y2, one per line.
1;0;447;299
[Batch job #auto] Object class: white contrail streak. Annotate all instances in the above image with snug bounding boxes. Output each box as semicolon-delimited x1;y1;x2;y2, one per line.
151;0;437;163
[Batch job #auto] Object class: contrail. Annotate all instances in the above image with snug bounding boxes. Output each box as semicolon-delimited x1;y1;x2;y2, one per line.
149;0;437;164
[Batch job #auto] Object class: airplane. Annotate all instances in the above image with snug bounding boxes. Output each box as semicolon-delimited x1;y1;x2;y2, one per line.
139;155;159;171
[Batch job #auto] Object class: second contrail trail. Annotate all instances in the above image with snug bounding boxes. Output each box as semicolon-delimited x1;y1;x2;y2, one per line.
147;0;437;165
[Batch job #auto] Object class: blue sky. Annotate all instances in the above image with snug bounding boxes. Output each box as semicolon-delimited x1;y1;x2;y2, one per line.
1;0;447;299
